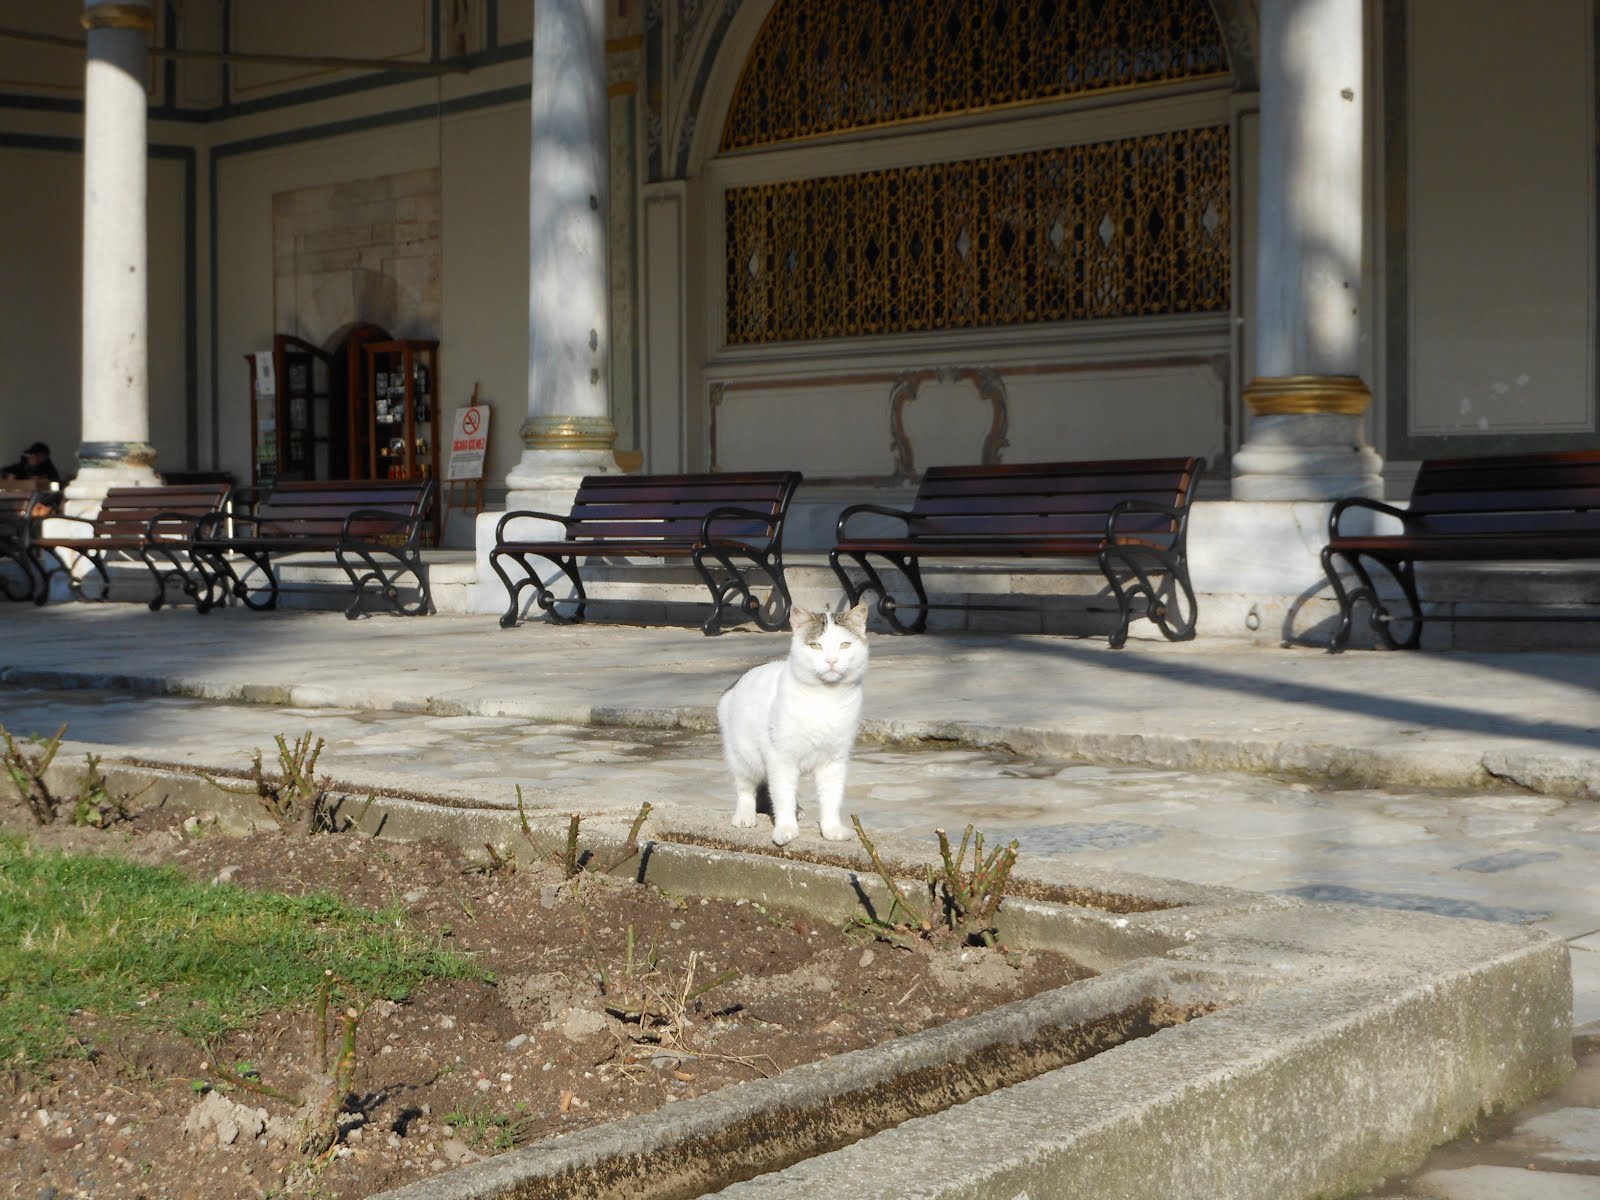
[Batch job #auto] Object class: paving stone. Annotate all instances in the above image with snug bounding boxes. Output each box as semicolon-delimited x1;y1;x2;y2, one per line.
1510;1108;1600;1163
1411;1166;1600;1199
1279;884;1551;925
1456;850;1564;873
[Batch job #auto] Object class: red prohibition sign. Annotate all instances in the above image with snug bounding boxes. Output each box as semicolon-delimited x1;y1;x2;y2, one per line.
462;408;482;435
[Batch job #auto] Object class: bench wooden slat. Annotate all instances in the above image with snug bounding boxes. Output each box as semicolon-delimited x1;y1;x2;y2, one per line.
567;502;785;522
495;540;703;558
914;469;1195;489
907;515;1172;539
574;483;795;503
1406;488;1600;516
908;489;1189;517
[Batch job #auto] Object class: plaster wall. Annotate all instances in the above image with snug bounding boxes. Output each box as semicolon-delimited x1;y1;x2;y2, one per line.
1405;0;1594;440
0;142;190;476
212;88;531;492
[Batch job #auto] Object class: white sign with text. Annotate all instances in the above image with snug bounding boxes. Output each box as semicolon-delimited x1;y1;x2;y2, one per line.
446;405;490;480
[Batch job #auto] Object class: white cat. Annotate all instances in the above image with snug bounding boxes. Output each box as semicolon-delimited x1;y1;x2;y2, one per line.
717;601;870;846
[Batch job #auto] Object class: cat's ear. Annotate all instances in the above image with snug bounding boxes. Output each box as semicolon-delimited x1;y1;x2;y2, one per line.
791;607;822;636
839;599;870;636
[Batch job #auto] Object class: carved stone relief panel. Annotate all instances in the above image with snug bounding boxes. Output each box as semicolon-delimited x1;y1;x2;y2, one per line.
889;368;1010;482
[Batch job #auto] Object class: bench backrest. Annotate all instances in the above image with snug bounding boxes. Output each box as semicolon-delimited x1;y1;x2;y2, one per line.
564;471;802;544
255;479;436;539
90;483;233;542
905;457;1205;544
1407;450;1600;535
0;478;40;526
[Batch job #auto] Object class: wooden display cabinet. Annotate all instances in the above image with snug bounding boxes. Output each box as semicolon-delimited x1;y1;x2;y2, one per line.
362;338;440;538
338;322;391;480
245;334;333;487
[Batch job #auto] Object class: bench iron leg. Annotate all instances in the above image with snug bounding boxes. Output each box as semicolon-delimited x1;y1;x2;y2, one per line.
27;546;103;605
0;545;39;603
335;544;433;619
1321;546;1360;652
1100;544;1198;648
139;544;203;612
490;548;586;628
190;547;277;612
693;544;793;636
187;545;233;613
1322;549;1423;651
829;550;928;634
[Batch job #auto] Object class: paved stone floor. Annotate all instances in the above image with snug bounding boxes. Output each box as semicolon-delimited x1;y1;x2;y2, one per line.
2;605;1598;1197
2;684;1597;1198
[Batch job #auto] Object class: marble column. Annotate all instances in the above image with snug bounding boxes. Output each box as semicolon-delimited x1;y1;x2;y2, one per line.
73;0;159;508
505;0;616;515
1232;0;1382;500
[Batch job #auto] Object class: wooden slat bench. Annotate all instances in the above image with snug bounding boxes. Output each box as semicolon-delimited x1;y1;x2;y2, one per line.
189;479;436;619
829;456;1206;648
1321;449;1600;651
489;471;802;635
0;479;44;602
23;483;232;610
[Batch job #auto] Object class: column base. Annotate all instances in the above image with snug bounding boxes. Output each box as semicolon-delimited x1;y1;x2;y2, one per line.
1187;499;1357;645
478;443;627;615
63;461;161;517
503;446;621;516
1234;377;1384;501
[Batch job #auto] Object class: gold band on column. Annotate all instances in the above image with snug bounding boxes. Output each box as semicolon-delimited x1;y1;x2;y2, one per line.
81;3;155;32
1243;375;1372;416
520;414;618;451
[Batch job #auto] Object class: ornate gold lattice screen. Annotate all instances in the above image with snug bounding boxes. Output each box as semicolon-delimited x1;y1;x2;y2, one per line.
720;0;1232;346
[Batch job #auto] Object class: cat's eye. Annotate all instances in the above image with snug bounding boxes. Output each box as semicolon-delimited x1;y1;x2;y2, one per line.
808;641;822;649
839;641;852;649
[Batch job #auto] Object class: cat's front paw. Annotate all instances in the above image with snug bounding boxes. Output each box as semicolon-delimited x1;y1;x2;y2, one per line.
771;819;800;846
730;810;758;829
819;821;852;842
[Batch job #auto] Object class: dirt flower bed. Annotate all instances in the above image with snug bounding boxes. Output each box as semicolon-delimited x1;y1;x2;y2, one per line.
1;799;1094;1200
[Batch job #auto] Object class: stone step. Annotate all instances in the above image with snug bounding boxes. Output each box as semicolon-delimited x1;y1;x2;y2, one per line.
32;551;1600;647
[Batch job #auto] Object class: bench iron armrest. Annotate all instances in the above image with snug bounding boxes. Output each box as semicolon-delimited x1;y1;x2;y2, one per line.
699;504;782;546
341;507;423;546
1105;497;1186;544
835;502;914;541
144;510;208;542
1327;495;1412;540
195;509;254;541
494;508;577;542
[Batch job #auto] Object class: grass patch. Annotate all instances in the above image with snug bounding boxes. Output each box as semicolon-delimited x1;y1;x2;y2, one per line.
0;833;482;1070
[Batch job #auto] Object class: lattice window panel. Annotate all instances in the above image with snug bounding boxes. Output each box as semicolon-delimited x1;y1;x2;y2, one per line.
725;125;1230;344
721;0;1229;152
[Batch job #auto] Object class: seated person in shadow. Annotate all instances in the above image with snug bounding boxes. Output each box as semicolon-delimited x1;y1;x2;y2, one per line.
2;441;64;513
